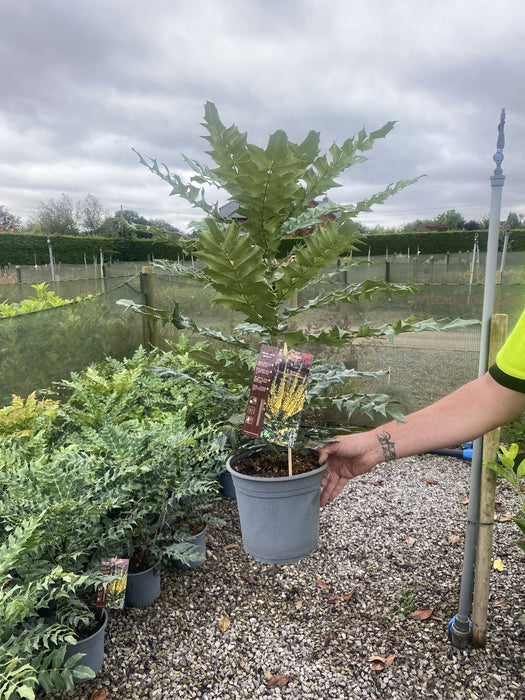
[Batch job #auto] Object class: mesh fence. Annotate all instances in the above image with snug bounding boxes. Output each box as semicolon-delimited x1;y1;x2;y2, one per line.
0;277;145;405
2;257;524;415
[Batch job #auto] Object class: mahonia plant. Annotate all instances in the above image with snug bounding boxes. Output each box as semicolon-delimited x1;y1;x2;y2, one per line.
123;102;475;429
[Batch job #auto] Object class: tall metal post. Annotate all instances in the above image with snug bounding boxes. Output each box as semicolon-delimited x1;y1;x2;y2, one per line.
449;108;506;648
47;236;56;283
499;222;510;283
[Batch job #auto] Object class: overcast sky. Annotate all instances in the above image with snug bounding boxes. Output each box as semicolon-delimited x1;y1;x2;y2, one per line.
1;0;524;231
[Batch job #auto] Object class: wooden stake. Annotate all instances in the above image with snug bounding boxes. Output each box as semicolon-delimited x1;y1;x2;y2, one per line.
471;313;508;647
283;342;293;477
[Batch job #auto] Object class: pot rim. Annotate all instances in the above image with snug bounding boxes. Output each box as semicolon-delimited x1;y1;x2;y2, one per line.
127;559;162;577
69;607;108;646
226;448;328;483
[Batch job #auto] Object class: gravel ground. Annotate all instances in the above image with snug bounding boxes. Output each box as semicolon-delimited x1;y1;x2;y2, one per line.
50;454;524;700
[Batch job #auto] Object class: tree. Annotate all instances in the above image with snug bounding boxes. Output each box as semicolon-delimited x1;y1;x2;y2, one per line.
77;194;108;235
37;194;78;236
116;209;148;226
506;212;521;229
435;209;465;230
464;219;481;231
0;205;20;232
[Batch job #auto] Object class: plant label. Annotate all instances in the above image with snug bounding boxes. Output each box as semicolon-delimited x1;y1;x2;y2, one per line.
243;345;313;447
96;557;129;609
242;345;281;439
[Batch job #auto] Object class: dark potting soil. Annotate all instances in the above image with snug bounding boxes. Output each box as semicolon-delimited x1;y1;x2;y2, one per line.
128;549;154;574
232;450;320;478
75;608;106;641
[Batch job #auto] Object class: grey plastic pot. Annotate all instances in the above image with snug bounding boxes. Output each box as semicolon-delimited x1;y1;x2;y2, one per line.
174;524;207;570
219;470;237;499
125;561;161;607
226;448;327;565
64;608;108;681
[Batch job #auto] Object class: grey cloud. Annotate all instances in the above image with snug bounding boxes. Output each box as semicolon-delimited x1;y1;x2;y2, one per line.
0;0;524;229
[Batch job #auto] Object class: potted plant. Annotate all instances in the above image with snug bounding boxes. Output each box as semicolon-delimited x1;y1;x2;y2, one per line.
50;352;223;593
77;411;220;604
0;516;106;698
124;102;475;563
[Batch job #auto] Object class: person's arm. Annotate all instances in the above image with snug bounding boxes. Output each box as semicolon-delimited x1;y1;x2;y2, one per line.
318;371;525;506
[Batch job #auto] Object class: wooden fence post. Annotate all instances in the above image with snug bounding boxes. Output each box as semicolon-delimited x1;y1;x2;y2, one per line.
471;313;508;647
140;265;159;349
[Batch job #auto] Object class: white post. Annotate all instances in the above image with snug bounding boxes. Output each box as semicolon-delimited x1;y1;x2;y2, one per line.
499;223;511;283
449;108;507;649
47;237;55;283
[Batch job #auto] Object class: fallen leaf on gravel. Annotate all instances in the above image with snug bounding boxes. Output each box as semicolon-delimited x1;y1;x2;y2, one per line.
219;614;231;632
493;558;505;571
90;691;107;700
405;536;416;548
492;598;508;607
267;674;294;688
223;543;238;551
448;535;461;544
412;608;433;620
499;513;514;522
329;589;355;602
460;498;469;505
372;480;383;486
295;600;303;610
368;654;395;671
422;477;439;485
240;572;257;584
316;578;330;590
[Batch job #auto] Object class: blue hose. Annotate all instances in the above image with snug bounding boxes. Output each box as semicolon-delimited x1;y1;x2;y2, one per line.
430;442;473;460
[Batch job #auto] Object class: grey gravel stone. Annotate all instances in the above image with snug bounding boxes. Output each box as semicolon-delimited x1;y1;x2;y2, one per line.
50;454;525;699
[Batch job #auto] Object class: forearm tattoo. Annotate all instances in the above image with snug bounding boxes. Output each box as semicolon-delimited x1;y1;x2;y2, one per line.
377;431;397;462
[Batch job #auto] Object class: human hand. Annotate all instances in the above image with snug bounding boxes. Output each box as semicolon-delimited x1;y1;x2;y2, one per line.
318;433;378;506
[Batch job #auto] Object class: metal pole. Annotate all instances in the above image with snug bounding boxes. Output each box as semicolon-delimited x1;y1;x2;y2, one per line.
449;108;506;649
499;223;510;283
47;237;56;283
467;234;478;305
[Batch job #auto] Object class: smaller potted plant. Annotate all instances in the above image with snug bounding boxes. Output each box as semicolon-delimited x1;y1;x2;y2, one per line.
0;517;108;697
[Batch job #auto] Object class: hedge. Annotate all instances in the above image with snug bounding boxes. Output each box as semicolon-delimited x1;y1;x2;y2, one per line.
1;229;524;267
0;233;183;267
352;229;525;257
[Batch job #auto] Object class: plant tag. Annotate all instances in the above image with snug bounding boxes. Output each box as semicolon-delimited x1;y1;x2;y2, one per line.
96;557;129;609
242;345;282;439
243;345;313;447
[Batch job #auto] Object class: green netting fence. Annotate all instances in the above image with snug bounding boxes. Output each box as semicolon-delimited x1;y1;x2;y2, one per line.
1;258;524;414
